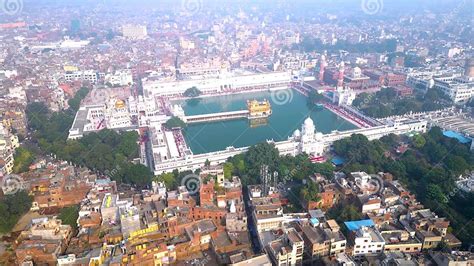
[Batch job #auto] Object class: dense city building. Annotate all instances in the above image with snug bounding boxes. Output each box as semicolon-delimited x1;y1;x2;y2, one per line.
0;0;472;265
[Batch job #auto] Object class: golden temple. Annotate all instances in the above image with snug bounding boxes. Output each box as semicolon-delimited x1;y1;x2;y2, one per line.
247;99;272;119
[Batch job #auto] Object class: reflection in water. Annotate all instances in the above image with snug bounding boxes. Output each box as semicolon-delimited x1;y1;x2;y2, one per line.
178;90;357;154
249;117;268;128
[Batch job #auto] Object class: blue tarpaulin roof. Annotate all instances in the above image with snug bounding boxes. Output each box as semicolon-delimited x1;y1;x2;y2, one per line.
331;156;346;166
443;130;472;144
344;219;375;231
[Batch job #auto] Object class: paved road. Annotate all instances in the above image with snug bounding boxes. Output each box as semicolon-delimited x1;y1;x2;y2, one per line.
242;186;262;254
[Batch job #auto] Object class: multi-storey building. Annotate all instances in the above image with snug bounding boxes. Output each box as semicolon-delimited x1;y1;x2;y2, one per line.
16;217;73;265
0;123;19;175
406;69;473;103
68;98;133;139
433;75;474;104
350;226;385;260
381;230;422;254
267;228;304;266
105;70;134;86
400;208;451;250
0;103;27;136
122;24;148;39
119;205;141;239
143;71;292;98
299;219;346;262
64;70;99;83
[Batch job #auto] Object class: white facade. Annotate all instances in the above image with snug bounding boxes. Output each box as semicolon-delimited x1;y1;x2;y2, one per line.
330;237;347;256
267;229;304;266
65;70;98;83
0;124;19;175
122;24;147;39
406;70;473;103
352;227;385;259
7;86;27;102
0;69;17;78
296;117;325;157
152;117;428;174
68;98;133;139
105;70;133;86
433;76;474;104
142;72;292;98
59;39;90;49
333;86;356;106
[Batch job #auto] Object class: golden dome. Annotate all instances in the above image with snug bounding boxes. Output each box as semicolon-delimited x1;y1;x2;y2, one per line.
115;99;126;109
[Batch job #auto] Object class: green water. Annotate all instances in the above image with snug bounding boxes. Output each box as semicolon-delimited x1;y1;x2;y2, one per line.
177;90;357;154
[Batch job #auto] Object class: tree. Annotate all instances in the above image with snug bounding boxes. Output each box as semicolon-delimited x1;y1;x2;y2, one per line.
245;142;280;180
311;162;335;179
223;162;234;179
427;127;444;142
352;92;372;108
0;191;33;233
164;116;186;129
380;134;400;148
68;87;89;111
155;172;177;190
13;146;36;173
183;86;202;98
122;164;153;188
328;126;474;245
300;182;321;202
204;159;211;167
412;134;426;148
24;87;155;188
58;205;80;231
426;184;447;203
445;155;470;176
327;204;362;224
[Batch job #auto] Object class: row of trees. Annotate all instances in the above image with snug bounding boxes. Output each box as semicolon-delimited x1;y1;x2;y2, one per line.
155;142;336;201
353;87;449;118
332;128;474;246
226;142;334;186
155;169;196;191
26;88;153;188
